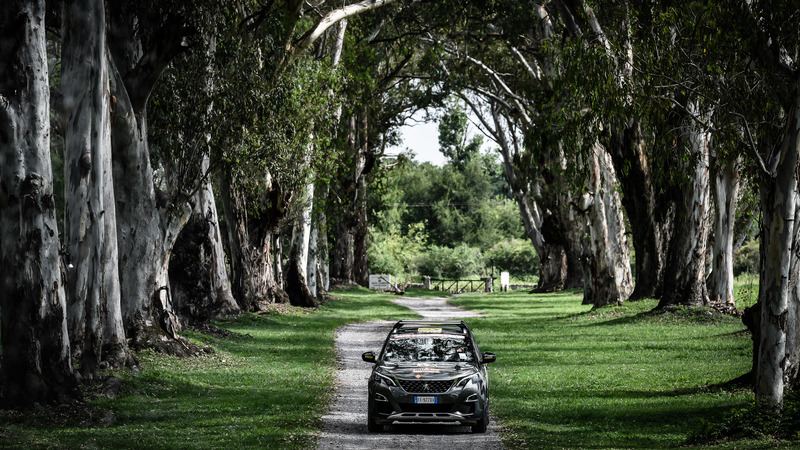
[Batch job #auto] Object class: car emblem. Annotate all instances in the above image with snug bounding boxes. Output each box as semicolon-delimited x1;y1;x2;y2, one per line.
423;383;430;392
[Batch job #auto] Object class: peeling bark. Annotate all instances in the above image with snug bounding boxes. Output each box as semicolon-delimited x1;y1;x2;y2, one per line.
658;104;712;308
170;155;240;321
582;143;633;307
0;0;79;405
707;156;741;305
605;120;673;300
219;170;289;310
756;83;800;408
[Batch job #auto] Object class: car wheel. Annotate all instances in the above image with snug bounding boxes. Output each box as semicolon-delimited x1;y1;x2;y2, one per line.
472;405;489;433
367;409;383;433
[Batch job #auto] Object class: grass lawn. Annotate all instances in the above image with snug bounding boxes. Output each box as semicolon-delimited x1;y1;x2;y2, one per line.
0;287;417;449
0;284;782;448
449;290;766;448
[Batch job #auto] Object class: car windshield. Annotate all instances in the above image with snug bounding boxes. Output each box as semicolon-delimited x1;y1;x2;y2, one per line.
382;334;475;362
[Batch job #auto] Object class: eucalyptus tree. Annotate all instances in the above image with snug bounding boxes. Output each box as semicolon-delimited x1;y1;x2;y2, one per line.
327;3;451;286
61;0;131;374
718;0;800;410
0;0;79;405
149;29;241;321
207;0;405;304
429;1;636;304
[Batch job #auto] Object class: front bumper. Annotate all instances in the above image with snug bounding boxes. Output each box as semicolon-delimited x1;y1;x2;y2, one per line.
368;379;487;425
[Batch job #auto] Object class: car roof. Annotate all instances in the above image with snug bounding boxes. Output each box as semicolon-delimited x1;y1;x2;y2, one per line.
391;320;470;336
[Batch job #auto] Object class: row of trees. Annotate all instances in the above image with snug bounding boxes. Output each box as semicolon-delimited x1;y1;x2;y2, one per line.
1;0;431;406
392;0;796;411
2;0;799;416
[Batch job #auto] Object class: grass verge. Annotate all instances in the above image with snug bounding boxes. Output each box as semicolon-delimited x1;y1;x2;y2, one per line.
0;287;416;449
0;286;785;448
449;290;764;448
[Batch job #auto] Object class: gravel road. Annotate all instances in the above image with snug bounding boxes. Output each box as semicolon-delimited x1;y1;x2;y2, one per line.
316;297;505;450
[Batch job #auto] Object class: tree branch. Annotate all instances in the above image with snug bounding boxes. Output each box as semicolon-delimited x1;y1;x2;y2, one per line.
284;0;401;70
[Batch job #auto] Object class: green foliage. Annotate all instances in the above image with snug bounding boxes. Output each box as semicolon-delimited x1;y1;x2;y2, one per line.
438;101;483;169
734;239;759;277
367;222;428;279
416;243;484;279
485;238;539;277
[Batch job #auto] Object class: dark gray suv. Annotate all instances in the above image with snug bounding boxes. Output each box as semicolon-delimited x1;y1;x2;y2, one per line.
362;320;496;433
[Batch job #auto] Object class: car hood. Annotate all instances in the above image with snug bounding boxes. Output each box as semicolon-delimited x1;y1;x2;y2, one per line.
377;361;478;380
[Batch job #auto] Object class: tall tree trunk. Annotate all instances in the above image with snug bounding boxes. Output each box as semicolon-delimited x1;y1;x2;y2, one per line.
756;84;800;408
287;182;319;307
707;155;741;305
61;0;132;377
0;0;79;405
605;120;673;300
330;215;356;285
107;5;198;352
490;108;547;278
582;143;633;307
316;184;331;293
534;170;582;291
109;60;189;346
354;175;370;286
170;155;240;321
219;170;289;310
658;105;712;308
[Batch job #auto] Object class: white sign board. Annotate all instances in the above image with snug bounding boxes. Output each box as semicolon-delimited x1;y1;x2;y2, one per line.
500;272;510;289
369;274;393;290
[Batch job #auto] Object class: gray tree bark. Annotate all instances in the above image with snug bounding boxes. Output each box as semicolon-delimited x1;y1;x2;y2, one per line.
707;155;741;305
61;0;132;377
581;142;633;307
605;120;673;300
658;104;712;308
0;0;79;405
219;170;289;310
756;82;800;408
170;156;240;320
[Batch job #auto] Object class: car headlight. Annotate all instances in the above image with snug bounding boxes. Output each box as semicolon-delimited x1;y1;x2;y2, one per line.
373;372;397;387
455;373;479;389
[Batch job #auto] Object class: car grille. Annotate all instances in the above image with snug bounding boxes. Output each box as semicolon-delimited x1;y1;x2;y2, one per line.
400;403;453;413
398;379;454;393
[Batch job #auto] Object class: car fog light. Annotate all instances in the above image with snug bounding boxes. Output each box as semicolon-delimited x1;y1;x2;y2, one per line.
466;394;479;402
375;393;388;402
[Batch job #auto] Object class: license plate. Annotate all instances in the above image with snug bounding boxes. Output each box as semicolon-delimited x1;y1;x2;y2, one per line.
414;396;437;404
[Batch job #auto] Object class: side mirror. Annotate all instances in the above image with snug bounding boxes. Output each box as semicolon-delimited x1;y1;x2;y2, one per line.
482;352;496;364
362;351;377;364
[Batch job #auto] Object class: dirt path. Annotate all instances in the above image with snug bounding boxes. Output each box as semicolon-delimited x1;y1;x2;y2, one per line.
316;297;505;450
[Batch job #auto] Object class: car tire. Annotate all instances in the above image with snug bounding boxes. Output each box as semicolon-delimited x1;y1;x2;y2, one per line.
472;405;489;433
367;410;383;433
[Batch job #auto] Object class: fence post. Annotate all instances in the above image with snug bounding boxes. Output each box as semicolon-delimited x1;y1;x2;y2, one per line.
484;277;493;293
423;276;431;290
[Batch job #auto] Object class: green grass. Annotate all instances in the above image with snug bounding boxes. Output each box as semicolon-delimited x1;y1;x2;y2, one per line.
0;285;782;448
0;287;417;449
449;290;765;448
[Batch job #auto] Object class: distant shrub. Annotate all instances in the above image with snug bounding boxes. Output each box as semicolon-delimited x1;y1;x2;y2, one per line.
416;244;483;279
485;238;539;277
734;239;759;276
368;223;427;279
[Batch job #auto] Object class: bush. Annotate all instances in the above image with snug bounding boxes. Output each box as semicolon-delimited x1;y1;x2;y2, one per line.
416;244;484;279
485;238;539;277
734;238;759;276
368;223;427;279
